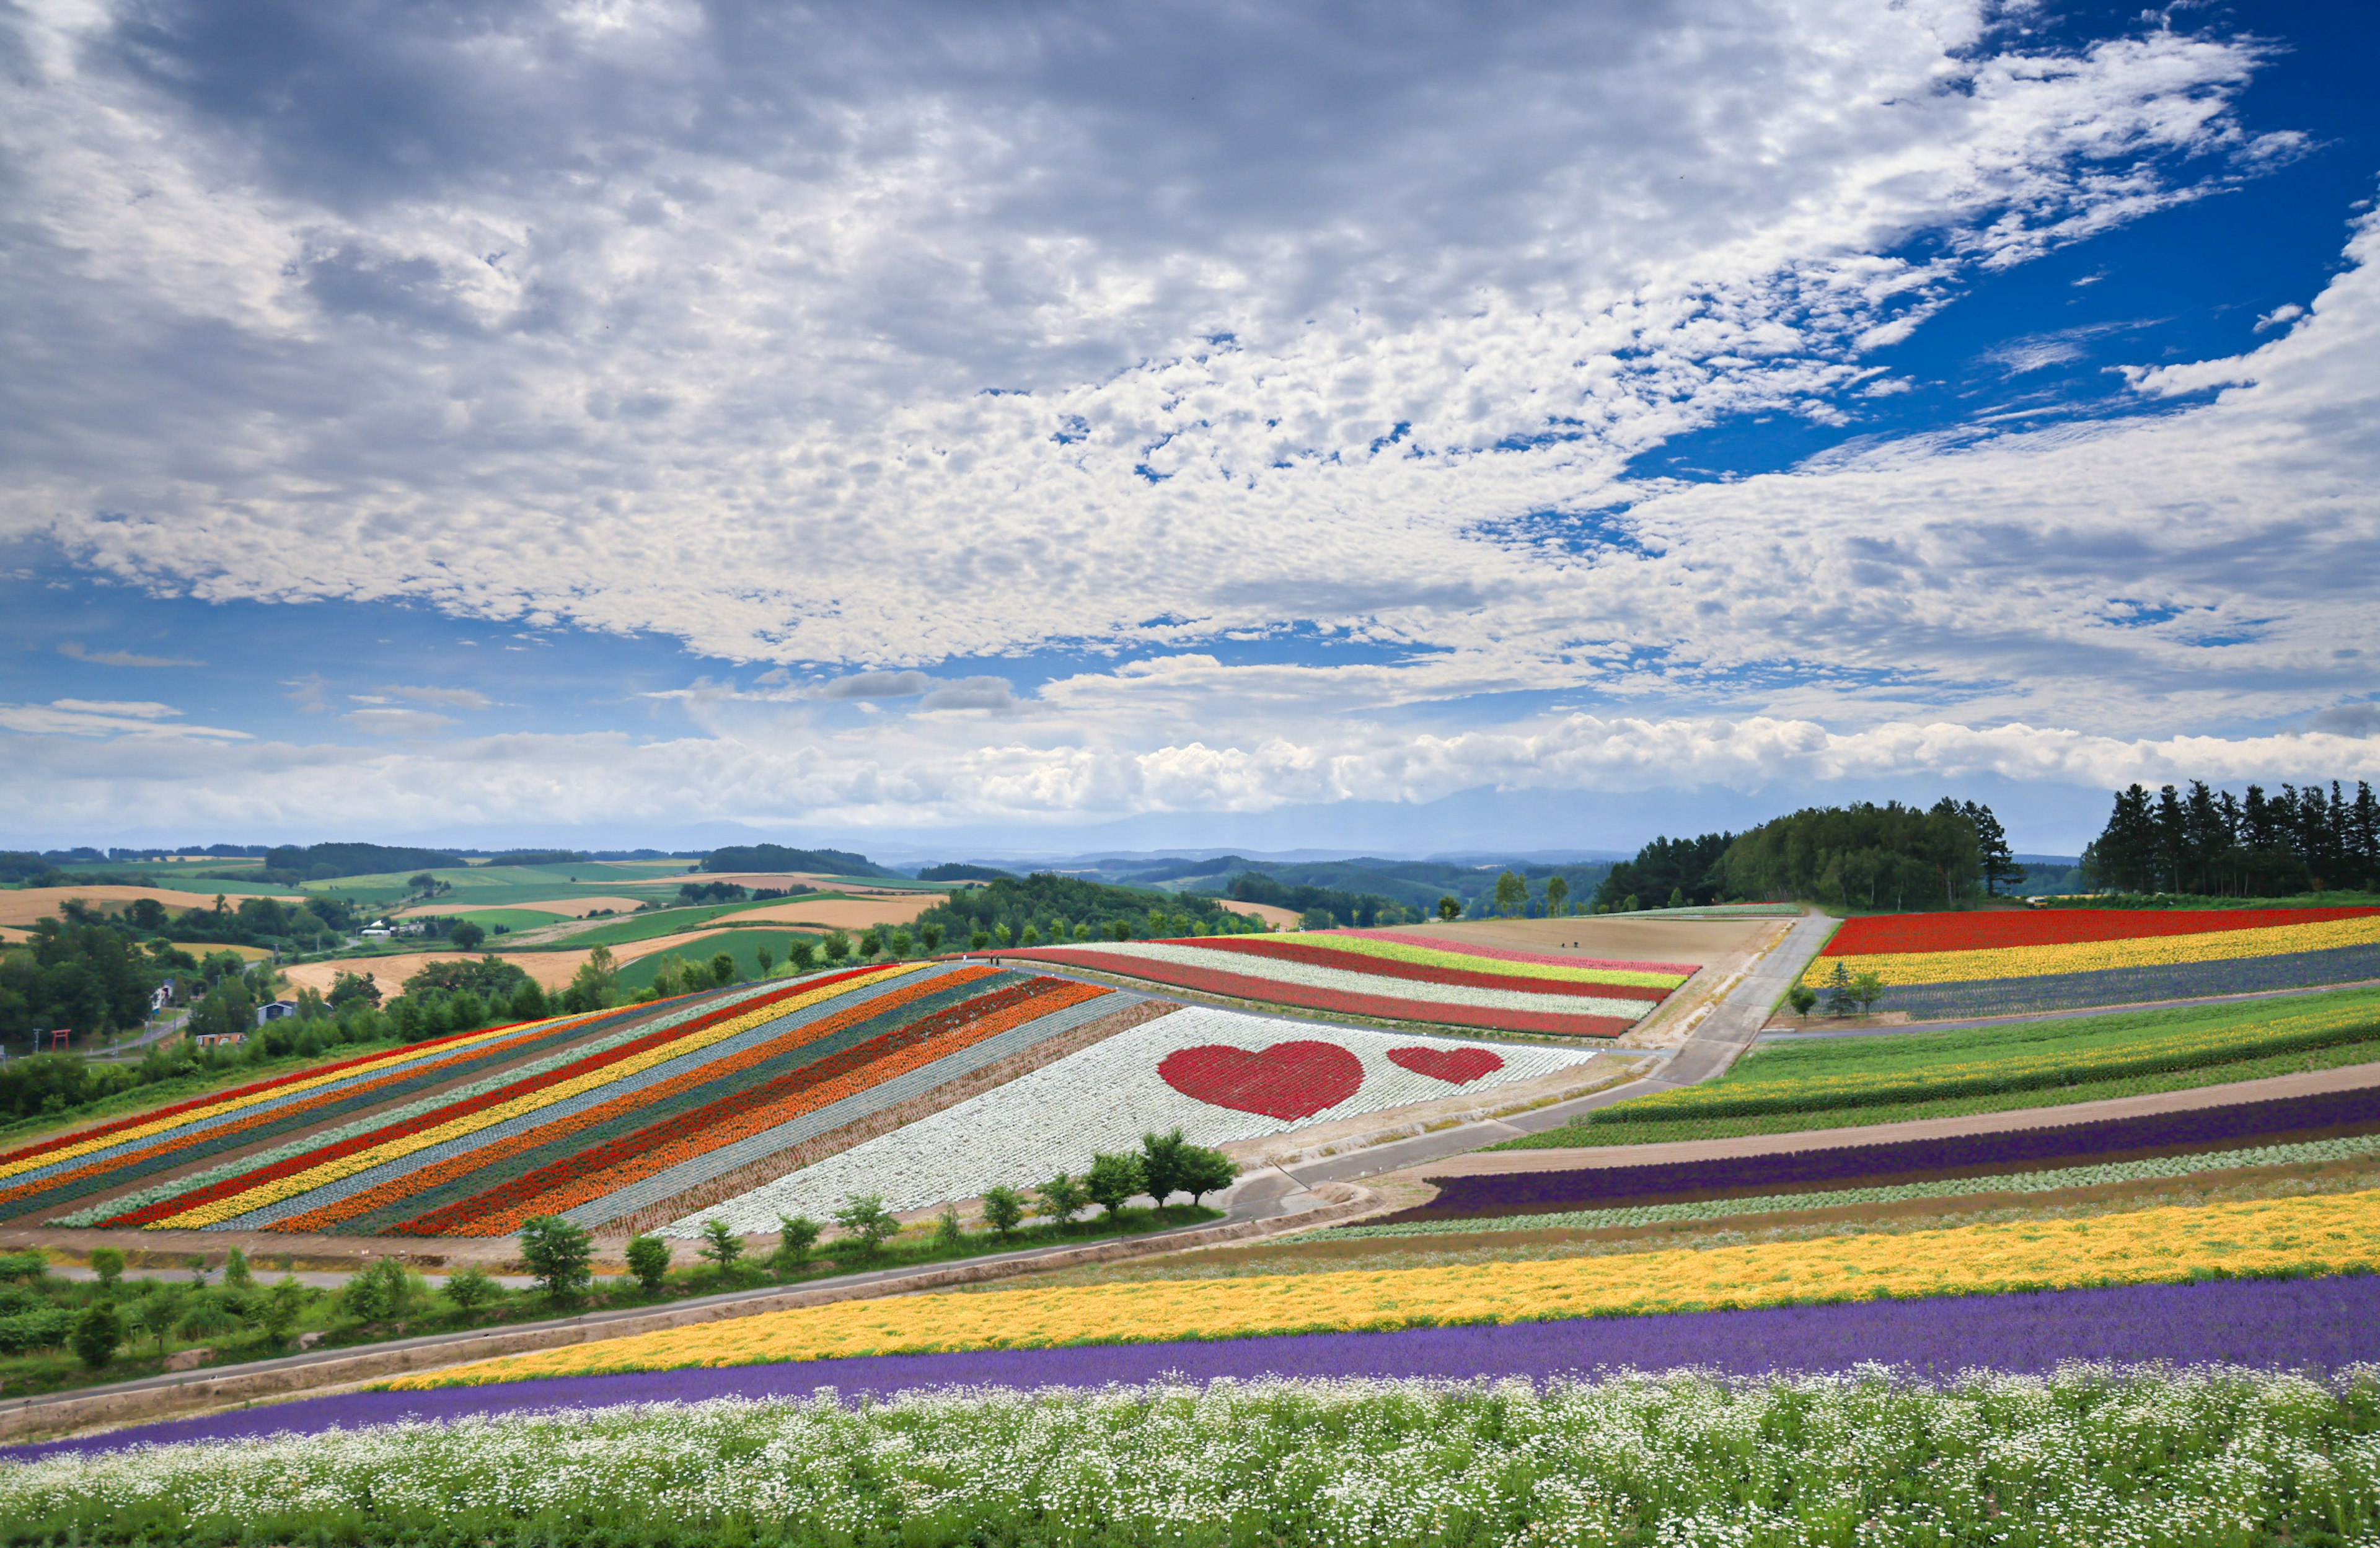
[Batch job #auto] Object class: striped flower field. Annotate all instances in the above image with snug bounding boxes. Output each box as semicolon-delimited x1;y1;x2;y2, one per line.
50;964;1139;1238
1810;905;2380;1018
1003;931;1697;1036
404;1185;2380;1385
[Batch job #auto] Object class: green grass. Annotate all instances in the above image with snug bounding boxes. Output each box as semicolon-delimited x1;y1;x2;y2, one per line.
304;862;697;908
447;908;569;933
1501;985;2380;1148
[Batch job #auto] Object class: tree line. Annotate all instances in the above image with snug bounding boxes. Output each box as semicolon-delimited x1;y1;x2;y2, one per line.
2081;780;2380;897
916;873;1269;948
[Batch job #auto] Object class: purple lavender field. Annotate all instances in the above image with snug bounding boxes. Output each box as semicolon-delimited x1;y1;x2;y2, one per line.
1391;1084;2380;1223
13;1273;2377;1464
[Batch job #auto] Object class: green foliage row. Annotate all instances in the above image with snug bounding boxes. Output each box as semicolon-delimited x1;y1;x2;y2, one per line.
915;873;1263;946
2083;778;2380;897
1591;987;2380;1124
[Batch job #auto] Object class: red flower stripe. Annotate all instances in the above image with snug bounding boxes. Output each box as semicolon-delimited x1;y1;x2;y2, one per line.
1175;936;1667;1001
265;967;990;1234
94;972;883;1228
1007;949;1633;1037
425;977;1112;1236
1347;930;1698;975
0;1018;544;1171
1822;907;2380;958
16;1016;586;1221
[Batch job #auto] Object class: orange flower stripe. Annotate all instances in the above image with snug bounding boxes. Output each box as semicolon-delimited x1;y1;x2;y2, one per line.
252;965;979;1234
449;977;1112;1233
0;1015;598;1216
151;965;938;1231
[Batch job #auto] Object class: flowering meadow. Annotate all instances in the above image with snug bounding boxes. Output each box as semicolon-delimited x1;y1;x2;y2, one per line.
419;1185;2380;1383
48;964;1147;1238
664;1006;1595;1233
1004;931;1696;1036
11;1361;2380;1547
0;1008;631;1222
1813;905;2380;1018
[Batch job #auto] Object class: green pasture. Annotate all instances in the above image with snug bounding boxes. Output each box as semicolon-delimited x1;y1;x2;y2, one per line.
304;861;697;908
614;930;821;993
446;908;569;933
1505;984;2380;1148
41;863;297;899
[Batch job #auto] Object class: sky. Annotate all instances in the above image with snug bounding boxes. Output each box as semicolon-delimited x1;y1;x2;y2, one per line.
2;0;2377;861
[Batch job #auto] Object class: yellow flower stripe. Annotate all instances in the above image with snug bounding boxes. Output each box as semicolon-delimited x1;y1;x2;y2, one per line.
1275;933;1690;989
151;965;921;1228
1818;913;2380;987
394;1187;2380;1389
0;1015;584;1185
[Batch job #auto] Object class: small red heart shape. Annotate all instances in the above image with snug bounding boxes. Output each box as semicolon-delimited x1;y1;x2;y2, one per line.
1158;1040;1364;1120
1386;1045;1505;1085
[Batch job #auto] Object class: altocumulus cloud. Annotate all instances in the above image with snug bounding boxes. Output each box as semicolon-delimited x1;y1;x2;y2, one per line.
0;0;2372;833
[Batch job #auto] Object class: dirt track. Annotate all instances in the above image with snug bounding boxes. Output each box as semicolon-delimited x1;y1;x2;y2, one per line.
1409;1059;2380;1179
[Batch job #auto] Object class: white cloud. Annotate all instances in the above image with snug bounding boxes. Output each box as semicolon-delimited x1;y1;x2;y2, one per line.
0;700;248;739
2;1;2278;697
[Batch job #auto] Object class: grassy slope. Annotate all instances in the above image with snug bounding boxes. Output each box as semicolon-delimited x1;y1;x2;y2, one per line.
1501;985;2380;1148
613;932;821;992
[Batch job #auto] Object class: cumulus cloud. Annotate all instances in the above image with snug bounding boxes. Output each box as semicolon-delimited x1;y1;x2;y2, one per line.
2;1;2285;696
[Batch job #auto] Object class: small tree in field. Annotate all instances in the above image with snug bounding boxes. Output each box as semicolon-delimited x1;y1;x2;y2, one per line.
71;1303;124;1370
625;1236;672;1294
87;1247;125;1290
1140;1128;1191;1207
823;930;852;964
1437;895;1461;921
774;1215;822;1271
1036;1173;1089;1227
1176;1145;1239;1206
1787;984;1818;1022
934;1206;966;1247
699;1220;745;1274
443;1264;501;1314
1546;875;1570;917
1083;1152;1145;1220
832;1195;901;1258
980;1185;1026;1239
518;1215;594;1306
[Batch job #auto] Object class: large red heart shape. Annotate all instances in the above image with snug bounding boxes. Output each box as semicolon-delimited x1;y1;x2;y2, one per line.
1386;1045;1505;1085
1158;1040;1364;1120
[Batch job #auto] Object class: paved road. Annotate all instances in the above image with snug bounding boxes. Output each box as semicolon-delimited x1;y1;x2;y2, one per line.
1277;911;1840;1190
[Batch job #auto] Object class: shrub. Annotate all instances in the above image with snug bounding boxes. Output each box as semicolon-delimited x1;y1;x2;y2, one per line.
980;1185;1026;1239
69;1302;124;1370
1036;1172;1089;1226
518;1216;594;1306
1084;1152;1145;1218
773;1214;822;1271
443;1265;501;1313
934;1206;966;1247
698;1220;745;1273
86;1247;124;1289
831;1195;900;1258
624;1236;672;1295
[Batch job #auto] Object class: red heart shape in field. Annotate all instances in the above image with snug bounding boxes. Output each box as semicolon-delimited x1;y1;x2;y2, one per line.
1386;1045;1505;1085
1158;1040;1364;1120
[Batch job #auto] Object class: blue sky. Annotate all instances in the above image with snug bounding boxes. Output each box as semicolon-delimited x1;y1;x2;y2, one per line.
2;0;2376;860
